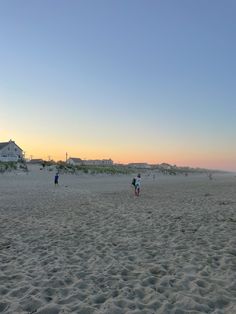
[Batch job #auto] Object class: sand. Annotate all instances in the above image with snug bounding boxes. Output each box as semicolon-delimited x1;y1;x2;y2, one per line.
0;167;236;313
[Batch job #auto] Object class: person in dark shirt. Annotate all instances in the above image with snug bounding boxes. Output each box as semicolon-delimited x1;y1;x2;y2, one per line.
54;172;59;185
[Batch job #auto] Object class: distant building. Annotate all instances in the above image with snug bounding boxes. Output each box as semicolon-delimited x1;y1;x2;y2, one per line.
67;157;83;166
0;140;24;162
28;159;44;164
159;163;172;170
82;159;113;166
128;163;151;169
67;157;113;166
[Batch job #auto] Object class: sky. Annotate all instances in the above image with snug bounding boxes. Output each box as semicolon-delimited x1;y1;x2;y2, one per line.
0;0;235;171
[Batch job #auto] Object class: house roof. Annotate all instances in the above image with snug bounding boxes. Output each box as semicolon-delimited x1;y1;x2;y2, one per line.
160;163;172;167
28;159;44;163
0;140;23;152
0;142;9;150
68;157;82;162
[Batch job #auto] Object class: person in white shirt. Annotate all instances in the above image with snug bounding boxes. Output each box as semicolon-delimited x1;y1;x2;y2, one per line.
134;174;141;196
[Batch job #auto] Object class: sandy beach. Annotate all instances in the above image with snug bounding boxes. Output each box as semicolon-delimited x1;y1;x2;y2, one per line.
0;168;236;313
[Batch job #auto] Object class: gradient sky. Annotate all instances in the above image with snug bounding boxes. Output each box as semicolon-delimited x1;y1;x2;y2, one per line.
0;0;235;171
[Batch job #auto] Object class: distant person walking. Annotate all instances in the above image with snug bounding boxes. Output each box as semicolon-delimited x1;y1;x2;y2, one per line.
208;173;213;180
54;172;59;185
134;173;141;196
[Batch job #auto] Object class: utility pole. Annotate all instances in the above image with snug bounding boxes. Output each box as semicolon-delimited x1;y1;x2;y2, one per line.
66;152;68;162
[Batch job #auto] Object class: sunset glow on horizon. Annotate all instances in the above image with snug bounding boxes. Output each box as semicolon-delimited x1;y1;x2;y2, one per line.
1;1;235;172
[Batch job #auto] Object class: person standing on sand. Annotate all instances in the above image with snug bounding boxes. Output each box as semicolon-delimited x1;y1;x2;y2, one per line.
54;172;59;185
134;174;141;196
208;173;213;180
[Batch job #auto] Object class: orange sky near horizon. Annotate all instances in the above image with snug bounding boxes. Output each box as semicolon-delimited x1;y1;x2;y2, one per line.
1;95;235;172
2;130;235;171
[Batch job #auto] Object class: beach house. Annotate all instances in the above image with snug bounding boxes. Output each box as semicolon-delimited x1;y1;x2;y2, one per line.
28;159;44;164
67;157;113;166
128;163;151;169
82;159;113;166
67;157;83;166
0;140;24;162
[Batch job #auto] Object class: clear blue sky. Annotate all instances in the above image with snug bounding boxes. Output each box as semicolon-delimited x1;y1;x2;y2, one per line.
0;0;235;170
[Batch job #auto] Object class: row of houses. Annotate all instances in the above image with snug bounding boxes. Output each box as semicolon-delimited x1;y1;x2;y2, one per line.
67;157;113;166
0;140;114;166
28;157;114;166
0;140;171;169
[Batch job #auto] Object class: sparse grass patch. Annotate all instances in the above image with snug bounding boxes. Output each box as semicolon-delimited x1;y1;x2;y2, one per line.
55;163;134;175
0;161;18;173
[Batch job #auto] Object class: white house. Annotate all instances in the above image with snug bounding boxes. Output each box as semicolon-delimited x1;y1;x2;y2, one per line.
128;163;151;169
0;140;24;162
67;157;83;166
159;163;173;170
67;157;113;166
82;159;113;166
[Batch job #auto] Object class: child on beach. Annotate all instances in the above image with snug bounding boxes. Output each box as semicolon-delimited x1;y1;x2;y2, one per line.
54;172;59;185
134;174;141;196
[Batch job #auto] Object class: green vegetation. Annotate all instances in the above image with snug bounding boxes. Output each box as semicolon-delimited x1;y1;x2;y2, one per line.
0;160;29;173
0;161;18;173
56;162;134;175
151;164;224;175
41;160;56;167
